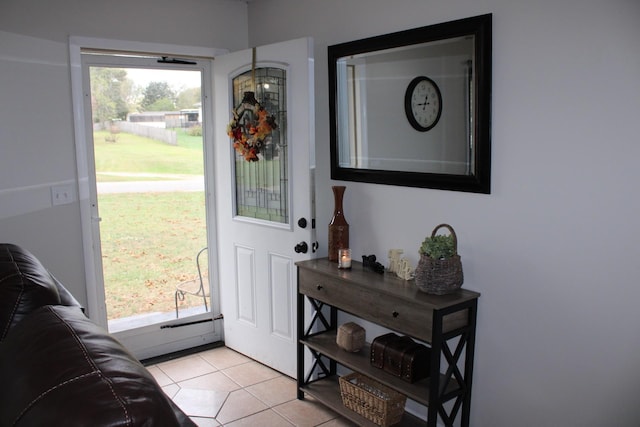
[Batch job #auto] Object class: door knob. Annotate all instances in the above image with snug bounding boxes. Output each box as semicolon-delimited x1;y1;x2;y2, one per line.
294;241;308;253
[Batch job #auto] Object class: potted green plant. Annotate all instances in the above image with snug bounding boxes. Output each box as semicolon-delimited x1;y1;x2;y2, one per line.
419;234;456;260
414;224;464;295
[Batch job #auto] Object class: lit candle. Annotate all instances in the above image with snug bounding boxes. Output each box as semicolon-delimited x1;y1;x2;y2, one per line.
338;248;352;269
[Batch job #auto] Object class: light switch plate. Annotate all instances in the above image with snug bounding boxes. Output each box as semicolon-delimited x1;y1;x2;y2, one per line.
51;185;75;206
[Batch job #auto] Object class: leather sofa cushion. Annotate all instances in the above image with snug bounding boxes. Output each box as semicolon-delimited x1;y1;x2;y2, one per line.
0;243;82;341
0;305;194;426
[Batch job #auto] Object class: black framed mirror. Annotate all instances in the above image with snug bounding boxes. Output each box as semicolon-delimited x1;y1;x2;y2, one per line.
329;14;492;193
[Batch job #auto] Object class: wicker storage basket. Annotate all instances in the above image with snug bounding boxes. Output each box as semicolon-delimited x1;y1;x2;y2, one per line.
414;224;464;295
339;373;406;426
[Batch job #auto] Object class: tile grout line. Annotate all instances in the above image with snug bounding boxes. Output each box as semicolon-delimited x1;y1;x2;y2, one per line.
148;347;352;427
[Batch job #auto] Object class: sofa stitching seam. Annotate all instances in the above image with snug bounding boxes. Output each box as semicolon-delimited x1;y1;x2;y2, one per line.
2;249;32;341
50;306;133;426
13;371;100;425
51;307;134;426
0;271;23;341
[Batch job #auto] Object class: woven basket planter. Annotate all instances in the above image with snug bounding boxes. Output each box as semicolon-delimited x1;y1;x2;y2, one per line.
414;224;464;295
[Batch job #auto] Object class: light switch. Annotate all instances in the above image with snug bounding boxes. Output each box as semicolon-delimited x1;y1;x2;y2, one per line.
51;185;75;206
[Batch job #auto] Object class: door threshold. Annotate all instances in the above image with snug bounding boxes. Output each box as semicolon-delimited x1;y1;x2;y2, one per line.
108;305;210;333
141;340;225;366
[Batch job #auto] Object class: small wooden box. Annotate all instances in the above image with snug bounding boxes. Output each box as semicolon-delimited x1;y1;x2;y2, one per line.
336;322;365;352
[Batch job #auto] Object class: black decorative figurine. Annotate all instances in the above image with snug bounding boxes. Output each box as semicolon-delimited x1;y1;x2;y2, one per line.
362;254;385;274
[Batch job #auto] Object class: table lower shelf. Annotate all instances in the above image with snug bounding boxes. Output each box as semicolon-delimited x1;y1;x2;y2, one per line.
300;376;427;427
301;332;460;407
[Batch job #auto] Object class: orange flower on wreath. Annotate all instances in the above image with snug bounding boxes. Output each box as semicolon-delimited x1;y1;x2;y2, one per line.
227;94;277;162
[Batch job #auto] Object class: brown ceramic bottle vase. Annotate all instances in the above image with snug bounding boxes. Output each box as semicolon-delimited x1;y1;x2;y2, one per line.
328;186;349;262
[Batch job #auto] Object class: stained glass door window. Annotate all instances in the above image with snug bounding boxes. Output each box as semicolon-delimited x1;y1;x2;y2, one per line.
232;68;288;224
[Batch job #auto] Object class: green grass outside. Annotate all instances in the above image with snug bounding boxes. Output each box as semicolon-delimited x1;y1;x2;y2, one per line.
174;128;204;150
94;130;203;182
95;130;207;319
99;192;207;319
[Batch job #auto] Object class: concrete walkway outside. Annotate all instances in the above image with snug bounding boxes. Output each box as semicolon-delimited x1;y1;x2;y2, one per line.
97;173;204;194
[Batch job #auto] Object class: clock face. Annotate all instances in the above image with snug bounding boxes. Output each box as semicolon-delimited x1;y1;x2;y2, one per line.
404;76;442;132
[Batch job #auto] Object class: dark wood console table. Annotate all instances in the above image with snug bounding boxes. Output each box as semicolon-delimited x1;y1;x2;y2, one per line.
296;258;479;427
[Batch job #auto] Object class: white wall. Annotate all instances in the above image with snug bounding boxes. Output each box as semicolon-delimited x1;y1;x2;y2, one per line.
0;0;249;302
249;1;640;426
0;0;249;46
1;0;639;425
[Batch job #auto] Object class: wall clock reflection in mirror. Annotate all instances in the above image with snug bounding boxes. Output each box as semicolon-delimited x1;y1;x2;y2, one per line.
404;76;442;132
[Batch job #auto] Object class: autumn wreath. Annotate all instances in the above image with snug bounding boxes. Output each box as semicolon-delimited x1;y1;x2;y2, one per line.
227;92;278;162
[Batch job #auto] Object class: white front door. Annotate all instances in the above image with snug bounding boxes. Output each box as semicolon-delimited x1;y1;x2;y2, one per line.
213;38;315;377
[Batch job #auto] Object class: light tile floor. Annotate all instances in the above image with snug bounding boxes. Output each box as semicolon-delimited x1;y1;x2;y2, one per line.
147;346;356;427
